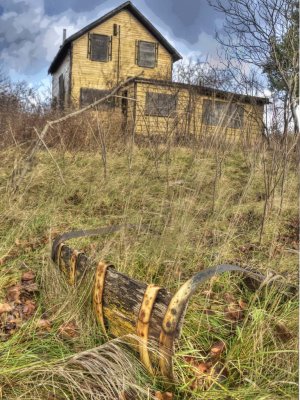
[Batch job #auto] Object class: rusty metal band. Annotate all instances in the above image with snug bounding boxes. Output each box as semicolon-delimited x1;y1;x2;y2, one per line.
93;262;111;337
69;249;83;286
158;264;259;380
56;242;65;272
136;284;161;374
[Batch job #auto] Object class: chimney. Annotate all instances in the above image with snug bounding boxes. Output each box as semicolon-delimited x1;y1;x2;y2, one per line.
63;29;67;43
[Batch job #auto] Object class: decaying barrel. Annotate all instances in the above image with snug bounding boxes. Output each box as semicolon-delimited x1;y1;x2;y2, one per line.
51;225;265;381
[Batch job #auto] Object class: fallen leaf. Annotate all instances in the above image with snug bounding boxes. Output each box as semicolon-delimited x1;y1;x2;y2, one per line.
37;319;52;332
6;284;21;303
224;292;236;303
22;282;39;293
274;322;293;342
21;270;35;282
58;321;79;339
154;391;173;399
196;362;211;374
225;303;243;321
238;299;247;310
23;300;36;317
210;341;226;357
0;303;13;314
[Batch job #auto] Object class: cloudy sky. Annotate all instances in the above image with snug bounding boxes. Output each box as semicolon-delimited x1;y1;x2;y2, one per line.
0;0;223;88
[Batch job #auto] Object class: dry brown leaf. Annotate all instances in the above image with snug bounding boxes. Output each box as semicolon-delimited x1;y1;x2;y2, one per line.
238;299;247;310
0;303;13;314
6;284;21;303
37;319;52;332
224;292;236;303
22;282;39;293
21;270;36;281
225;303;243;321
196;362;211;374
58;321;79;338
23;300;36;317
210;341;226;357
154;391;173;400
274;322;293;342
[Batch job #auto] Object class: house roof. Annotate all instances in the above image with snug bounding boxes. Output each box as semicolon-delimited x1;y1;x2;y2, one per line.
133;77;270;105
48;1;182;74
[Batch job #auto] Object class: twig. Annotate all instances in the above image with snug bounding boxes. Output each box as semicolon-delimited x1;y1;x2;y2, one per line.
10;75;141;192
33;127;66;185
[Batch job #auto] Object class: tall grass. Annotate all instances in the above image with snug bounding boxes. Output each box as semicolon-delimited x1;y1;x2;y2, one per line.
0;108;298;399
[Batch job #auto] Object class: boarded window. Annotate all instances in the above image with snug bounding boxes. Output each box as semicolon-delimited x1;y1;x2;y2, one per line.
89;34;111;62
137;41;157;68
58;74;65;109
80;88;115;108
145;92;177;117
202;99;244;129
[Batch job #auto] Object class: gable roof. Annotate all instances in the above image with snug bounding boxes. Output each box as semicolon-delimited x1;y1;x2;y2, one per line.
48;1;182;74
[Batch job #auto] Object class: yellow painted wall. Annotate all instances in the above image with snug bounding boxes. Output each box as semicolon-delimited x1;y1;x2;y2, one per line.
133;81;264;139
71;9;173;105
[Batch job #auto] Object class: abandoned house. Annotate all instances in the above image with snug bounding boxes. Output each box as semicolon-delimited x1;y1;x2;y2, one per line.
48;1;268;138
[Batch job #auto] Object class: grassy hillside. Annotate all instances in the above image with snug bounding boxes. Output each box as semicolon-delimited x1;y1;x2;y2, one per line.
0;138;298;399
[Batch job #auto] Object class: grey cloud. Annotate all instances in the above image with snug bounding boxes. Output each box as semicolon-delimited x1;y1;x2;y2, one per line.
0;0;222;82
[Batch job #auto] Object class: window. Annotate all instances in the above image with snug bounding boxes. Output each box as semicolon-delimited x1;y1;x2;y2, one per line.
58;74;65;109
136;41;158;68
89;34;111;62
145;92;177;117
202;99;244;129
80;88;115;108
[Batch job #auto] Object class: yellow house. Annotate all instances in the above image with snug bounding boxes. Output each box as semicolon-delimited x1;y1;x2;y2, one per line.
48;1;268;138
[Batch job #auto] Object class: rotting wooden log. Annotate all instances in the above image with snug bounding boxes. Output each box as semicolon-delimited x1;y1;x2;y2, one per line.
54;226;299;382
57;242;174;375
53;230;268;382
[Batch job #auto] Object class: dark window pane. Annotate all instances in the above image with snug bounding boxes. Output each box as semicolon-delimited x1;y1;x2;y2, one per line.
80;88;114;108
145;92;177;117
202;99;244;128
90;34;109;62
138;41;156;68
58;74;65;109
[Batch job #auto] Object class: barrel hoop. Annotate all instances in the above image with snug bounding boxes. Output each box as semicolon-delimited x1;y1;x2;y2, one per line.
56;242;64;266
93;262;111;337
159;264;247;380
137;284;161;374
69;249;83;286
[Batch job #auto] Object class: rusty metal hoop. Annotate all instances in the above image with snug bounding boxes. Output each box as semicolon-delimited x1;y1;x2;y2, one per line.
137;284;161;374
93;262;113;337
158;264;261;380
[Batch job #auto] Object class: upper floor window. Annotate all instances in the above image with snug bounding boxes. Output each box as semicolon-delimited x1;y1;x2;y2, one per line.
145;92;177;117
202;99;244;129
136;41;158;68
89;34;112;62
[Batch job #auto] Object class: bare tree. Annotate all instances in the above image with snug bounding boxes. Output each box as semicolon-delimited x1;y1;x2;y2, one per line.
209;0;299;135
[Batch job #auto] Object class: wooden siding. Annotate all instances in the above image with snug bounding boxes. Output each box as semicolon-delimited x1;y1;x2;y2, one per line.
133;81;264;139
71;9;173;104
52;51;71;107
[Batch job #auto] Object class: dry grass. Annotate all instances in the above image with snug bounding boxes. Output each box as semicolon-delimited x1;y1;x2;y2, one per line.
0;123;298;399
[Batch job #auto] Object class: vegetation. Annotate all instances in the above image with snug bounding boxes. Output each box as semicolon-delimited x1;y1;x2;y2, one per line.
0;107;298;398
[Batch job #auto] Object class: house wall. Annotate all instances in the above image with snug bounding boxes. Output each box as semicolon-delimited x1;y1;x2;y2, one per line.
133;81;264;139
70;9;173;105
52;51;71;107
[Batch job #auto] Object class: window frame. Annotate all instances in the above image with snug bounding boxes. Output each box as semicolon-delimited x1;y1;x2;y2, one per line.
202;99;244;129
80;88;115;108
136;40;158;69
88;33;112;63
145;91;177;117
